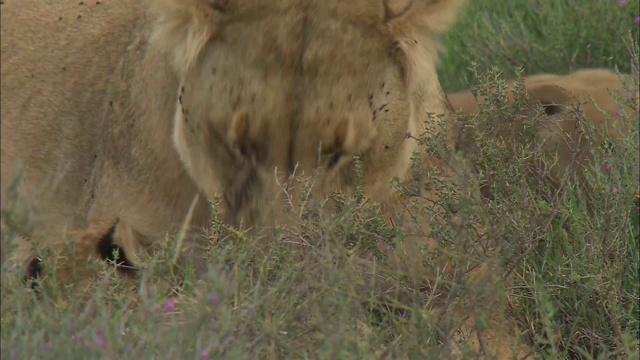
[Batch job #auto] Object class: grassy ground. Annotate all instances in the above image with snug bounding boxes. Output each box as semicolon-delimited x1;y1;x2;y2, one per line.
2;1;639;359
438;0;640;91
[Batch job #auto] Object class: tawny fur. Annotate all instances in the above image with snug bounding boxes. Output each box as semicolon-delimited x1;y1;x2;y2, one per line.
450;68;639;203
1;0;465;282
1;2;537;355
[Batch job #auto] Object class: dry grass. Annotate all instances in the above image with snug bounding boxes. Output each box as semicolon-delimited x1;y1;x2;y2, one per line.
2;1;639;359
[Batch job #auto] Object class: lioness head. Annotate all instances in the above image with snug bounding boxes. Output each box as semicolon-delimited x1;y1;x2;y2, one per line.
151;0;465;228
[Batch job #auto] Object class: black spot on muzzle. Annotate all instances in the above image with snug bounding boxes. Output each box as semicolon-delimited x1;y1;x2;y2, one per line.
23;219;138;292
97;220;137;274
24;256;43;290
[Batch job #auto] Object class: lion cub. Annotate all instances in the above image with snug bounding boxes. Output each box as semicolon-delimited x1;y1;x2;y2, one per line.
450;68;638;207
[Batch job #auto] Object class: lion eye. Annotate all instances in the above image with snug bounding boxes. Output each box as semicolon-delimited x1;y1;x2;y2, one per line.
327;151;344;169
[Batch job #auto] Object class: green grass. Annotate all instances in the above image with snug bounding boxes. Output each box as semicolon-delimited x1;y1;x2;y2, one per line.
438;0;640;91
2;1;639;359
451;60;640;359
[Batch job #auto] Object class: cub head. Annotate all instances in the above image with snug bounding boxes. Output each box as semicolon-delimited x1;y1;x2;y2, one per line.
524;71;637;195
451;69;637;204
151;0;465;228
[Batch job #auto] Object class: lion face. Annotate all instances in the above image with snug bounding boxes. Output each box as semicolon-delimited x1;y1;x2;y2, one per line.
154;0;465;227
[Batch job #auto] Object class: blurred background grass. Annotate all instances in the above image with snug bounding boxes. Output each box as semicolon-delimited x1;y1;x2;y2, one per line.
438;0;640;91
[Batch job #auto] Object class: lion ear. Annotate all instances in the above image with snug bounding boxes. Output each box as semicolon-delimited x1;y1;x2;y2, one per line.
150;0;224;75
398;0;466;34
527;84;573;116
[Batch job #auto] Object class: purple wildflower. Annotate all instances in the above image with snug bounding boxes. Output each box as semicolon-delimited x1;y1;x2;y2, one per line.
94;332;106;349
634;16;640;24
209;293;220;305
201;342;219;359
41;341;53;352
611;185;619;194
165;299;177;312
602;162;612;173
618;0;627;5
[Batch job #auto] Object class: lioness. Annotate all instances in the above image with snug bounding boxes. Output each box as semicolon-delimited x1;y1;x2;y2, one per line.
1;0;465;282
450;68;638;204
